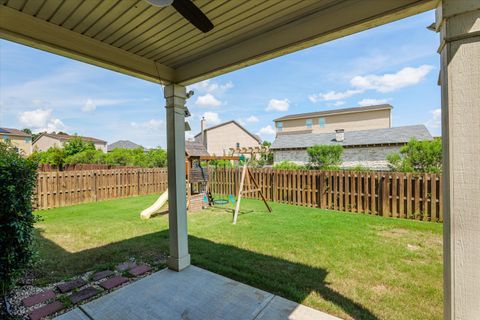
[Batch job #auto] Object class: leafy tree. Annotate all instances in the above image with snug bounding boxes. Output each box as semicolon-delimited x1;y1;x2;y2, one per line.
306;145;343;170
0;142;38;295
63;137;95;158
105;148;132;166
145;148;167;167
40;147;65;168
387;138;442;173
21;128;32;135
64;149;106;165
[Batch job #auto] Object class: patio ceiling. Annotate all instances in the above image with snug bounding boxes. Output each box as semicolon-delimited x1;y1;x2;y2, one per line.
0;0;436;85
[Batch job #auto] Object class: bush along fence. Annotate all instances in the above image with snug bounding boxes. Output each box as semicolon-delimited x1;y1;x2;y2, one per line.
37;163;144;172
34;168;442;222
34;168;168;209
208;168;443;222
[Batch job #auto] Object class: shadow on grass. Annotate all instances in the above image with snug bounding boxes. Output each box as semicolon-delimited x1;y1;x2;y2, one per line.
35;229;378;320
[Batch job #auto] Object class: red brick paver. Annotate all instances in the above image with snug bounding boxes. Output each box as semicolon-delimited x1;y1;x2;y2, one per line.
57;278;87;293
92;270;115;281
29;301;64;320
99;276;128;290
22;290;55;307
70;287;100;304
128;265;152;277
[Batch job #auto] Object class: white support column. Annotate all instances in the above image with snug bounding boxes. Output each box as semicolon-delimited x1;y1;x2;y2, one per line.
436;1;480;319
164;84;190;271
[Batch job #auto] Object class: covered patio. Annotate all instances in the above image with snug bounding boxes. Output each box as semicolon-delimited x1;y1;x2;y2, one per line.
1;0;478;319
56;266;338;320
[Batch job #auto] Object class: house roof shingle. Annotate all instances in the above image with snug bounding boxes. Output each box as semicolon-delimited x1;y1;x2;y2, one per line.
271;125;432;150
38;133;107;144
0;127;31;137
108;140;144;151
273;104;393;122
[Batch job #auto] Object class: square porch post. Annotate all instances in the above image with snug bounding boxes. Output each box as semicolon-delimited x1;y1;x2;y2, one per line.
164;83;191;271
436;0;480;318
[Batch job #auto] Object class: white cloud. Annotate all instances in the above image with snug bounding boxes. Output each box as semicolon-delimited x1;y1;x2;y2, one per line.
246;116;259;123
195;93;221;108
351;65;433;93
425;108;441;130
266;98;289;112
18;108;52;128
202;111;221;126
82;98;132;112
83;99;96;112
18;108;66;133
309;89;363;102
189;79;233;95
257;125;276;139
358;98;391;106
130;118;164;130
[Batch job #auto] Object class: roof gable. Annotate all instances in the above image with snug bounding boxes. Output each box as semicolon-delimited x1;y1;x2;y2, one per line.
107;140;144;151
194;120;261;143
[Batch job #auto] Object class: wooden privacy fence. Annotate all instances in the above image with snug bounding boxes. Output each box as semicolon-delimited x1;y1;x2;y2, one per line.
34;168;168;210
34;168;443;222
208;168;443;222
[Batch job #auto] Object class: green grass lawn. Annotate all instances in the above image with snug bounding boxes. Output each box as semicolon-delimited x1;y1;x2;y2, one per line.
34;195;443;320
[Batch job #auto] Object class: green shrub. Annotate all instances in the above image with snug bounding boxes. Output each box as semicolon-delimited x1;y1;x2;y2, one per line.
306;145;343;169
387;138;442;173
0;142;38;295
273;161;305;170
31;145;168;168
64;149;106;165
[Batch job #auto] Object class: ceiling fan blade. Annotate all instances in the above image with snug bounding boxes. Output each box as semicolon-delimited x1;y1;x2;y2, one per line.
172;0;214;33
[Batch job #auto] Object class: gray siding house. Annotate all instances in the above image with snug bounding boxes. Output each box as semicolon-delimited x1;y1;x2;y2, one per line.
271;125;432;170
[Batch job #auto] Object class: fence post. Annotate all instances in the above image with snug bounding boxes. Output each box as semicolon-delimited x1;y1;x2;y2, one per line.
137;170;141;195
93;172;97;202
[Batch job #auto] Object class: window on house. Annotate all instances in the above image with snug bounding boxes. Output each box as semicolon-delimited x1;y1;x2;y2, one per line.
25;137;30;143
306;119;313;128
3;135;9;141
236;142;240;148
319;117;326;128
277;122;283;131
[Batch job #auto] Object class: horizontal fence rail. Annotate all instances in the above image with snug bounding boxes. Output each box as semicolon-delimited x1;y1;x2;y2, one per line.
208;168;443;222
34;168;442;222
34;168;168;210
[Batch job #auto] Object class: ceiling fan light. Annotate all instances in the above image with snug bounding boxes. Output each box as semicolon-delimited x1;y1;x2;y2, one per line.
145;0;174;7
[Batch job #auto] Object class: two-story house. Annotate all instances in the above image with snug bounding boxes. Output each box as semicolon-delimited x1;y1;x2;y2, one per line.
273;104;392;134
271;105;432;170
0;127;33;155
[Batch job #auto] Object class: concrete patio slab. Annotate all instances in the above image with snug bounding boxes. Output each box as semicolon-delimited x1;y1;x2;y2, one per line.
56;266;339;320
256;296;340;320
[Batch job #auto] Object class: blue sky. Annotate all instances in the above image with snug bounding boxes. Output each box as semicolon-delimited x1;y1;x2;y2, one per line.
0;10;441;149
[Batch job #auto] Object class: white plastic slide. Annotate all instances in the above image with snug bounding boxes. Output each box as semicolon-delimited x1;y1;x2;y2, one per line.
140;189;168;219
